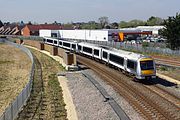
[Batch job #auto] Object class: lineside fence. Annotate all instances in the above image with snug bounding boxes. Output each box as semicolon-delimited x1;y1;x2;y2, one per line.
0;38;5;43
7;35;43;41
5;35;180;55
0;39;35;120
76;40;180;56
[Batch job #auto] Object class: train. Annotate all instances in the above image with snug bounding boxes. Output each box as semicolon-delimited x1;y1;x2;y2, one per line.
43;37;156;80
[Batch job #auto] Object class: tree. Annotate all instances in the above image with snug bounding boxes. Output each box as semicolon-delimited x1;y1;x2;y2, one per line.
119;20;145;28
119;21;128;28
53;21;58;24
129;19;146;27
98;16;109;28
20;21;24;26
62;22;73;29
80;21;101;29
111;22;119;29
105;25;111;29
28;21;32;25
160;13;180;50
0;20;3;27
147;16;164;26
4;22;10;26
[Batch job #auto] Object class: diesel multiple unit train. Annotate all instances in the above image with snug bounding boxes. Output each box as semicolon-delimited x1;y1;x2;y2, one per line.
43;37;156;79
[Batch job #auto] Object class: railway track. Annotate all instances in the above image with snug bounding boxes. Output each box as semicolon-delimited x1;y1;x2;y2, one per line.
154;58;180;68
143;84;180;107
77;55;180;120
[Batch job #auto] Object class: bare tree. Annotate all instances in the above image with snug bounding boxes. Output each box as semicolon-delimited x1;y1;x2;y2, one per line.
98;16;109;28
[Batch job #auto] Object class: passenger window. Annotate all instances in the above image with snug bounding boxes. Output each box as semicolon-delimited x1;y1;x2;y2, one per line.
78;45;81;50
83;47;92;53
63;42;70;47
54;40;57;44
103;51;107;59
127;60;136;70
94;49;99;56
109;54;124;65
47;39;53;43
72;44;76;49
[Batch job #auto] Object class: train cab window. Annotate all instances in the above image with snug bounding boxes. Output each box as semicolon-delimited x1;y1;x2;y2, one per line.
140;60;154;70
47;39;53;43
83;46;92;54
94;49;99;56
59;41;62;45
72;44;76;49
103;51;108;59
127;60;137;70
109;54;124;65
54;40;57;44
63;42;70;47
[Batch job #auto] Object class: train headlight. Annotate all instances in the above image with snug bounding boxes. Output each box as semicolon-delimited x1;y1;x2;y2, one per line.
141;70;154;75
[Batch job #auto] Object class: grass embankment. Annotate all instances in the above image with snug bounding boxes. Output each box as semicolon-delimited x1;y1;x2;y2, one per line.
0;44;31;115
16;48;67;120
157;66;180;80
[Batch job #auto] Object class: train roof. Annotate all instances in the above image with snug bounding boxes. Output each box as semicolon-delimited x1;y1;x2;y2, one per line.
43;37;78;43
78;42;101;47
43;38;152;61
111;48;151;61
78;42;151;60
43;36;58;40
99;44;151;61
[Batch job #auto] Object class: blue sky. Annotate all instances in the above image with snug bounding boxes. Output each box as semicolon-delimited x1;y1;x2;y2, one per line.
0;0;180;23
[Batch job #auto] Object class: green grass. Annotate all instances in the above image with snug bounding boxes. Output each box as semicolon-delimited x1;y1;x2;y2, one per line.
16;48;67;120
158;66;168;71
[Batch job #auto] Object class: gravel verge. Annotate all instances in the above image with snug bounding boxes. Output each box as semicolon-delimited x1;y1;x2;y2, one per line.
66;71;119;120
64;65;145;120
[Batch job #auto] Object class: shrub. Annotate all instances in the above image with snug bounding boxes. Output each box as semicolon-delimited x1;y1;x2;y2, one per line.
142;42;149;48
159;66;168;71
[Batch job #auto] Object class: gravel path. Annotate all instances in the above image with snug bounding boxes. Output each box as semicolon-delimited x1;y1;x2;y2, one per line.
64;65;144;120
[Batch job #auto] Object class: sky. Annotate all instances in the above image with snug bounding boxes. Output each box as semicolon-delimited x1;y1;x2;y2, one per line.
0;0;180;23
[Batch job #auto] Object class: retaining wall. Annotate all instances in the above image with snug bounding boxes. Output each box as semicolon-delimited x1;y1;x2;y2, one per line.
15;39;76;66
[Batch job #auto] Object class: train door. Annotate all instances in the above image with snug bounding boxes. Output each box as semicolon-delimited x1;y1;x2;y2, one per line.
124;57;127;71
102;49;109;63
92;48;94;58
107;51;110;63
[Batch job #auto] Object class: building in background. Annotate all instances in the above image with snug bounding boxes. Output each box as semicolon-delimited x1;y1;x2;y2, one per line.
0;24;25;35
21;24;63;36
120;26;164;35
40;29;152;42
136;26;165;35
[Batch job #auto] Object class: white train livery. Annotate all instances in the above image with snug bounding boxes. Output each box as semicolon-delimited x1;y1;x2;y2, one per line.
43;37;156;80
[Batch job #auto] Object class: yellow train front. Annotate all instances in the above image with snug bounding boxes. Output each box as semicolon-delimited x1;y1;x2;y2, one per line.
136;57;156;80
